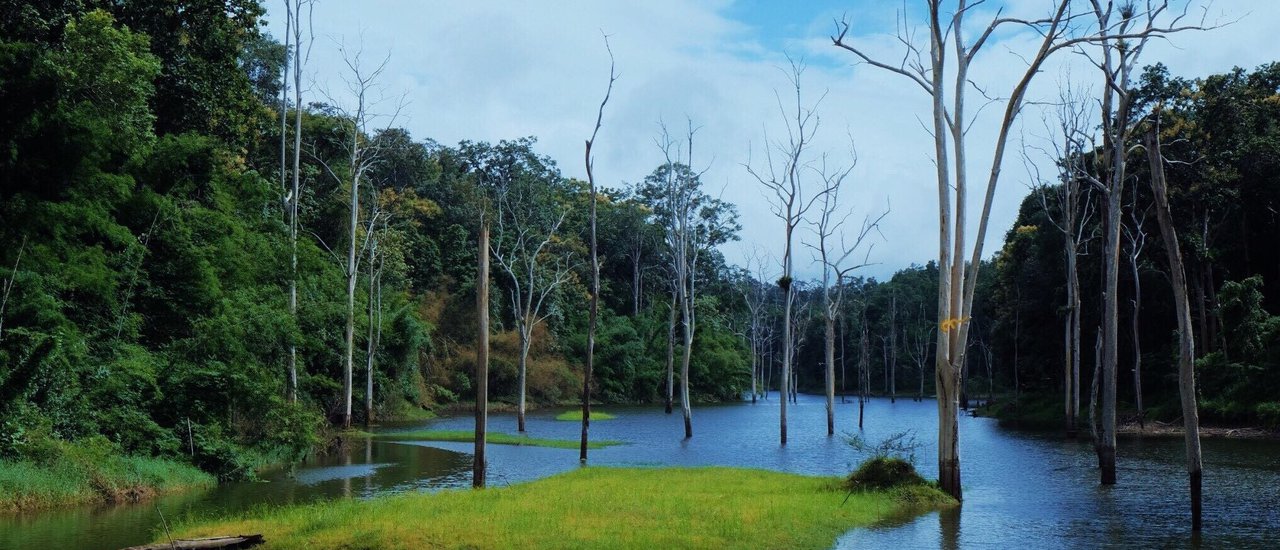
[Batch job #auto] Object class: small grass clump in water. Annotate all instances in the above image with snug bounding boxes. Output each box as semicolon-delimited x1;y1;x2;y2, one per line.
554;410;616;421
843;456;925;491
369;429;622;449
170;467;953;549
843;456;954;508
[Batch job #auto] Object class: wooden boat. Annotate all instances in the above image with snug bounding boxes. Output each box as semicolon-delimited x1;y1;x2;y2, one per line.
121;534;265;549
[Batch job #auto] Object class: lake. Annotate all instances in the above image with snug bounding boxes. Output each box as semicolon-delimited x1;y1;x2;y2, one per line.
3;394;1278;549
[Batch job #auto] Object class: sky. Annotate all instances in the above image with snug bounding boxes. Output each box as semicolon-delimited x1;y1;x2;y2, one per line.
263;0;1276;281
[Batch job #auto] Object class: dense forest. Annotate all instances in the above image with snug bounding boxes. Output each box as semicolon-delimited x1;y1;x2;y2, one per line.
0;2;751;478
2;0;1279;490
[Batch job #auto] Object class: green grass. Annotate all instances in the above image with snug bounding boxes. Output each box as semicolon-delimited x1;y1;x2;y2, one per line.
170;466;954;549
0;452;214;512
369;430;623;449
555;410;616;421
383;399;438;421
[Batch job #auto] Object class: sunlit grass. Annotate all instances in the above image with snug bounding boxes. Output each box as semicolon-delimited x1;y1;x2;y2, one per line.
555;410;616;421
368;429;622;449
0;454;214;512
171;466;954;549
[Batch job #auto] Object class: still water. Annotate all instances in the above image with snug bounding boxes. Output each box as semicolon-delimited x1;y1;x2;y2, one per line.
2;394;1278;549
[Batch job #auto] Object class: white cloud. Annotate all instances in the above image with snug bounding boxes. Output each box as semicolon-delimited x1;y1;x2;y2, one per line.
265;0;1277;281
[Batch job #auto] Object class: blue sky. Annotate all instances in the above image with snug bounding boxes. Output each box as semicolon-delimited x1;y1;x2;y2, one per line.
266;0;1275;281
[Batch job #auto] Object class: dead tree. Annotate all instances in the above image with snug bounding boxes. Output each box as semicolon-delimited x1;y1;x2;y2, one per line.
1145;120;1203;531
283;0;314;404
473;218;490;487
741;248;773;404
747;59;831;445
1026;85;1095;438
1081;0;1210;486
580;34;617;462
316;42;401;430
832;0;1208;500
806;152;886;434
1123;181;1150;428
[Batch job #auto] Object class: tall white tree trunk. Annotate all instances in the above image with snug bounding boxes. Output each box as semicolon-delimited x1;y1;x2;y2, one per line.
1146;126;1203;530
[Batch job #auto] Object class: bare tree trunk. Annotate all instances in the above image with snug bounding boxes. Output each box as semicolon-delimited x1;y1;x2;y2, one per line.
1100;183;1121;485
841;315;848;404
1090;326;1102;445
1146;126;1203;530
581;40;614;461
824;313;835;434
517;324;529;433
890;293;897;403
859;323;868;429
751;335;758;404
473;222;489;487
365;241;376;427
680;294;694;438
343;174;359;430
287;0;310;405
780;280;792;444
665;290;676;414
1131;252;1144;429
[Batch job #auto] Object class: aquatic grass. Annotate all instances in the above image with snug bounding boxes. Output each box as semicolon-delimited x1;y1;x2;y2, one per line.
171;466;954;549
555;410;616;421
0;454;214;512
369;429;623;449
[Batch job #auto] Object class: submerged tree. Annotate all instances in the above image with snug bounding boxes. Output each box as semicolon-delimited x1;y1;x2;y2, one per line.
748;59;831;445
643;123;739;438
807;162;884;435
832;0;1206;500
580;34;617;461
1145;120;1203;530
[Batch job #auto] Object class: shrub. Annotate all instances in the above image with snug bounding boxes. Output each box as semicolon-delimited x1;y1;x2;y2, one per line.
843;456;927;492
1256;402;1280;428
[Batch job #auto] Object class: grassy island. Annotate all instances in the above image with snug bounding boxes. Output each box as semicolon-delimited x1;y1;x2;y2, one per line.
368;430;623;449
169;466;953;549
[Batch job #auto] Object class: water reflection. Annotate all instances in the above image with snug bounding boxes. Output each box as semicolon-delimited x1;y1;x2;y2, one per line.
3;395;1279;549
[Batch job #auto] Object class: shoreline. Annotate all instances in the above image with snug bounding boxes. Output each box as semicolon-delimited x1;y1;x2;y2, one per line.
164;466;954;549
0;455;215;514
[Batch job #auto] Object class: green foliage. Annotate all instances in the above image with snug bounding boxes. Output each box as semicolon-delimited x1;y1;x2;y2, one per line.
844;456;927;492
844;430;921;465
1255;402;1280;429
0;437;214;512
554;410;616;421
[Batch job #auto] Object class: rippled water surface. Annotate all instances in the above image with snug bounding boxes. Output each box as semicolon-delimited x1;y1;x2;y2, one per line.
3;394;1278;549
